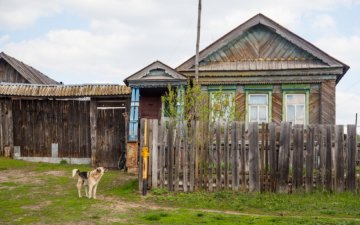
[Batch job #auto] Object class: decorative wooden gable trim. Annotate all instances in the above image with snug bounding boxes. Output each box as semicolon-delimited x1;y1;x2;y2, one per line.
177;14;349;83
124;60;187;87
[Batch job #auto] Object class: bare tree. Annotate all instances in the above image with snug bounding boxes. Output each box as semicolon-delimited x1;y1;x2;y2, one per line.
195;0;202;84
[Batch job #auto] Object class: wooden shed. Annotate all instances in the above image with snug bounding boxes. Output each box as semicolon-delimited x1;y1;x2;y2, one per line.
0;83;131;168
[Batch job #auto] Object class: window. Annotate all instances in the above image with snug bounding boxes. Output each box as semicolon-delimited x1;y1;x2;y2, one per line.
248;94;268;123
286;94;305;124
210;91;235;121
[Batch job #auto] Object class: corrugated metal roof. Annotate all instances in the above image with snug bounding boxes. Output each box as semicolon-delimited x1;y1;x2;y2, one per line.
0;52;59;84
0;83;131;97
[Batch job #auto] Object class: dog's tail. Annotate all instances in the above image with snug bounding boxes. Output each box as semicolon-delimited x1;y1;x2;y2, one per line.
72;169;80;177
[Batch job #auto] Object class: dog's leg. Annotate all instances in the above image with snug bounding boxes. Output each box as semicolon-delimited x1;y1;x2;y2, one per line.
76;181;82;198
85;186;88;198
88;184;93;199
93;184;98;199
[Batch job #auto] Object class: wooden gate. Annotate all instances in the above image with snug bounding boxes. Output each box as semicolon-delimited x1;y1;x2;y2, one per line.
95;106;126;168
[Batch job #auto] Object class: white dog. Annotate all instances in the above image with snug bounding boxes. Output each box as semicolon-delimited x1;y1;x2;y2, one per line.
72;167;106;199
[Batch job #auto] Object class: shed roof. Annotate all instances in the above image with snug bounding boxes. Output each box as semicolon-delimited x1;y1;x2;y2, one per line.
124;60;187;87
0;52;59;84
0;83;131;97
177;14;349;84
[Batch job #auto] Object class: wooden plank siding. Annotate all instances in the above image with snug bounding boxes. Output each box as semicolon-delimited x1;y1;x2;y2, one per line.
0;98;13;156
12;99;91;158
272;93;282;124
0;60;30;84
235;92;245;121
320;80;336;124
0;98;128;168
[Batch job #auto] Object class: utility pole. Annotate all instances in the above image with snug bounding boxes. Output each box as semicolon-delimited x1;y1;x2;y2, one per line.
195;0;202;84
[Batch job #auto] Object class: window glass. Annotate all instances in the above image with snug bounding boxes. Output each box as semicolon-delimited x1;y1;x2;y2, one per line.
210;91;235;121
286;94;305;125
248;94;268;123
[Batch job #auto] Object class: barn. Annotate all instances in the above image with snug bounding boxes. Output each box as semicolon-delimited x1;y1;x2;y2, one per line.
0;53;131;168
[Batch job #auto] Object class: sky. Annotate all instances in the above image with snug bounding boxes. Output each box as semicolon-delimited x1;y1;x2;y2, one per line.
0;0;359;125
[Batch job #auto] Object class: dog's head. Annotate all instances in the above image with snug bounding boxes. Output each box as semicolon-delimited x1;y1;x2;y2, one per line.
95;167;107;175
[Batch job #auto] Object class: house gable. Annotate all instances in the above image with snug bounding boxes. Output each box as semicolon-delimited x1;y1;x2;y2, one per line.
177;14;349;84
0;52;59;84
124;60;187;87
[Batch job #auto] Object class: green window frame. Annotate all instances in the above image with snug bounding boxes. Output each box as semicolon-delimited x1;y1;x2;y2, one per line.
245;85;272;124
208;86;236;122
282;84;310;125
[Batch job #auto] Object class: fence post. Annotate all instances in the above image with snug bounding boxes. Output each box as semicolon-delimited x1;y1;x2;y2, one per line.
269;123;277;192
334;125;344;192
293;124;304;191
167;120;174;191
216;120;221;190
248;122;260;192
346;124;356;192
306;125;314;192
278;122;291;193
232;121;239;191
151;120;159;189
324;125;332;191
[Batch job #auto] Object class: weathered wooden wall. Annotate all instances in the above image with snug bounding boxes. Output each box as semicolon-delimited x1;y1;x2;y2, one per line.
0;98;128;168
0;60;29;83
0;98;13;156
95;107;126;168
141;119;359;193
12;99;91;157
320;80;336;124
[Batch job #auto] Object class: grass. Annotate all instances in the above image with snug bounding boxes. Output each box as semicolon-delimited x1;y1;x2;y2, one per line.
1;157;360;225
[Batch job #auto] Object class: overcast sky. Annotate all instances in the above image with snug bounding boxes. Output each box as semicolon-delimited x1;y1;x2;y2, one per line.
0;0;359;124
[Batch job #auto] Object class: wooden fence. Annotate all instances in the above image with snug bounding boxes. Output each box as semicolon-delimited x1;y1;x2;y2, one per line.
139;119;359;193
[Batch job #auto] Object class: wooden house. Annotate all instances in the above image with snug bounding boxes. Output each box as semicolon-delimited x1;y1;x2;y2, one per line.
124;14;349;171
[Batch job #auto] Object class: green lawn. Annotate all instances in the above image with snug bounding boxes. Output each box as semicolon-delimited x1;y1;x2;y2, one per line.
0;157;359;225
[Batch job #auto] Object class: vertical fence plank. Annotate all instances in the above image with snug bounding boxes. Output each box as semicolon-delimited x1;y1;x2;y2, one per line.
167;120;174;191
265;123;269;192
189;120;196;191
151;120;158;188
248;122;260;192
346;125;356;192
159;120;166;188
269;123;277;192
334;125;344;192
216;120;221;189
260;123;265;192
240;122;246;190
208;122;214;191
196;121;202;189
278;122;291;193
315;126;321;189
138;119;145;193
306;125;314;192
148;119;153;189
174;121;181;191
320;126;327;189
232;121;239;191
183;121;188;192
293;125;304;191
202;122;209;190
324;125;332;191
224;120;229;189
